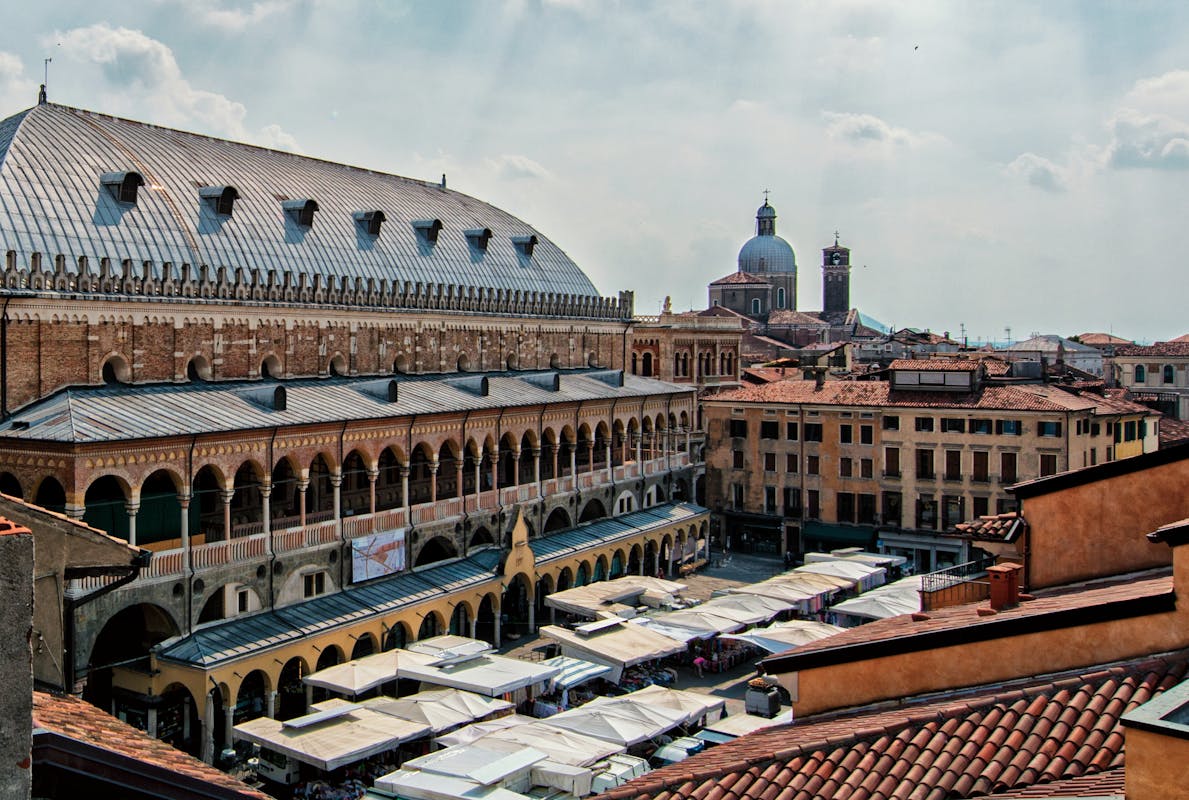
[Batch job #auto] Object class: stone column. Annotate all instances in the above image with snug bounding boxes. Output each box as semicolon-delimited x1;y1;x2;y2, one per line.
260;482;273;556
491;450;500;492
527;593;536;634
635;431;643;465
125;501;140;547
532;448;542;497
605;441;613;481
266;691;277;719
220;488;235;541
473;458;482;505
64;501;86;521
202;692;215;763
586;441;595;473
178;492;192;575
297;479;309;528
510;449;520;486
367;467;378;516
551;444;559;481
330;472;343;538
456;458;465;508
429;459;439;504
569;447;577;482
222;699;234;758
400;466;410;515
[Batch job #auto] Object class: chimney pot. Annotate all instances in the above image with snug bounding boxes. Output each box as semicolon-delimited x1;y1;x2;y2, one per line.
987;562;1022;610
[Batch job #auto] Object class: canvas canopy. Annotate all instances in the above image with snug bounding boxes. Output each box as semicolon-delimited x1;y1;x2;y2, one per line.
831;575;923;622
540;622;685;682
333;689;512;734
544;576;687;619
406;634;493;660
434;714;536;748
394;649;559;697
544;701;686;746
728;570;851;612
702;710;793;738
303;650;401;696
591;685;725;727
719;619;844;654
645;606;746;638
234;704;431;772
540;655;613;690
795;560;886;592
701;592;797;621
470;720;624;767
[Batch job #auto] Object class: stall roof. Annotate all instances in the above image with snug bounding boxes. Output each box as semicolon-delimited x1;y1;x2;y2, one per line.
541;655;614;689
433;714;536;748
539;622;686;679
543;702;685;746
703;710;793;738
794;560;886;588
303;650;402;695
374;767;531;800
315;689;511;735
830;575;923;621
466;721;624;767
394;649;559;697
592;685;725;728
544;576;687;618
403;743;546;785
647;606;747;637
701;592;797;621
233;705;431;772
719;620;845;654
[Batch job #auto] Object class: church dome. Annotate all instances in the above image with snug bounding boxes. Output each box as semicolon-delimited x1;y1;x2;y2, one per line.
738;199;796;273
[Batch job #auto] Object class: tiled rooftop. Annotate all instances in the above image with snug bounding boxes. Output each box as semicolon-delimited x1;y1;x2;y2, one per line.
1115;341;1189;357
1160;417;1189;448
710;270;772;286
1076;332;1134;346
605;651;1188;800
707;378;1099;413
953;512;1025;542
768;310;828;326
32;691;271;799
889;359;981;372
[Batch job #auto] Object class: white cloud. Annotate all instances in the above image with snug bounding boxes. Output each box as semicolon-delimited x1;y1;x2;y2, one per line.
822;111;939;148
1105;109;1189;171
168;0;296;32
1123;69;1189;117
1006;152;1067;192
0;51;37;111
487;154;551;181
48;23;298;151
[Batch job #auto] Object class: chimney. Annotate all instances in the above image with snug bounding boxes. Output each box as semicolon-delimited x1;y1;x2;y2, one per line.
814;367;825;389
987;562;1022;610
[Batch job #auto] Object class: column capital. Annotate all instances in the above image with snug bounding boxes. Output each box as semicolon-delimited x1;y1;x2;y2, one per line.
218;488;236;504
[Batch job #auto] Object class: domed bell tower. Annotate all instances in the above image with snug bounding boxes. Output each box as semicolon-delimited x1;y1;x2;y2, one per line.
822;232;851;316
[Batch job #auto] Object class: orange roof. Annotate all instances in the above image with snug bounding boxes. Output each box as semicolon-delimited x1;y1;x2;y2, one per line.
1115;341;1189;357
709;270;771;286
889;358;981;372
32;692;270;799
605;651;1187;800
707;378;1097;413
954;511;1025;542
1077;332;1134;346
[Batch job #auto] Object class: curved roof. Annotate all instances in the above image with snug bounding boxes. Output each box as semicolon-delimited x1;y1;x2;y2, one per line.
738;233;796;273
0;103;600;298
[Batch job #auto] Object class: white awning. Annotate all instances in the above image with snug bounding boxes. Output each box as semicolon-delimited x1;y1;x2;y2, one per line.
795;560;886;592
394;649;559;697
590;685;725;728
719;620;845;654
541;655;613;689
467;720;624;767
233;704;431;772
701;592;797;622
544;576;688;619
539;622;686;682
302;650;401;696
543;701;686;746
831;575;923;621
333;688;511;734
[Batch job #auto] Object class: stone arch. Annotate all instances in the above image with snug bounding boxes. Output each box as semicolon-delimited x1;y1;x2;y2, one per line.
328;352;348;376
449;601;472;636
101;353;132;385
383;621;411;652
556;566;573;592
186;354;213;382
457;353;471;372
84;602;181;712
83;474;133;541
437;440;460;500
475;592;499;645
351;632;378;660
159;682;201;756
518;431;536;485
544;506;572;533
270;455;302;522
0;471;23;499
575;560;591;587
417;610;443;640
558;425;577;478
307;453;337;519
408;441;435;505
277;656;310;720
610;548;626;579
393;354;411;374
629;543;643;576
594;553;609;582
341;449;371;516
376;445;406;511
260;352;283;379
579;498;607;523
415;534;458;567
502;573;533;637
233;669;272;723
469;525;495;549
32;476;66;514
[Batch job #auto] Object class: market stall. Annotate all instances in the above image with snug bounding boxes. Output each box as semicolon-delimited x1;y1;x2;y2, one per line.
543;701;686;747
591;685;725;728
719;619;844;654
539;621;686;682
794;559;886;593
302;650;402;697
829;575;923;625
544;576;688;619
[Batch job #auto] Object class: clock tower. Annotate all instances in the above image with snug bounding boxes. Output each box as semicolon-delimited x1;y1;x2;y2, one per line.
822;232;851;317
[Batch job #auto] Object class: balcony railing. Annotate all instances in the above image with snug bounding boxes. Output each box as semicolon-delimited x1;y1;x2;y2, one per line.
919;555;998;595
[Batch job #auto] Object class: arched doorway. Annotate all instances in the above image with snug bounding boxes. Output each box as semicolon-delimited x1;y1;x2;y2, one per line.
84;603;180;713
579;499;606;523
417;612;441;641
543;507;572;534
450;602;471;636
0;471;23;498
351;633;377;660
415;535;458;567
383;622;410;652
83;475;130;541
159;683;200;757
277;657;308;720
234;670;270;725
501;574;533;637
475;594;498;645
33;476;66;514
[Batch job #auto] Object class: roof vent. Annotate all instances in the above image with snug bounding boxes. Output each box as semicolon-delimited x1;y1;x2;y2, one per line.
589;369;626;388
511;235;538;258
273;386;288;411
412;218;443;244
464;227;493;252
387;380;399;403
10;420;29;431
100;171;146;205
447;375;490;396
282;199;318;228
522;372;561;392
199;185;240;216
353;210;386;236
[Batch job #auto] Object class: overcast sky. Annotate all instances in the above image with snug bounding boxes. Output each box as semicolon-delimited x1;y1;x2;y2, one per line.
1;1;1185;343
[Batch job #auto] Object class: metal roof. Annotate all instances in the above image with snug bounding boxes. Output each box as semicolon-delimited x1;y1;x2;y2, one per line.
156;503;704;668
0;368;690;444
529;502;706;563
0;103;600;298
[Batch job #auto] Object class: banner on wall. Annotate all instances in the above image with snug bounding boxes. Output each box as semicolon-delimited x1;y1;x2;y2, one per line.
351;527;407;582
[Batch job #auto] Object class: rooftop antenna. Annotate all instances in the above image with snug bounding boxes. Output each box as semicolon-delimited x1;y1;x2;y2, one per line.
39;58;51;105
1004;326;1012;347
959;322;967;348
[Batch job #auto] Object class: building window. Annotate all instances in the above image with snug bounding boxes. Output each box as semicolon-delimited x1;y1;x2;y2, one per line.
1123;420;1138;441
776;287;786;309
1038;421;1062;438
941;418;966;434
1164;364;1175;384
760;421;779;439
764;452;777;472
807;490;821;519
944;450;962;481
942;495;964;529
237;589;250;613
804;423;823;442
883;416;900;431
733;450;745;469
1001;452;1018;483
1040;454;1059;476
1091;422;1100;436
840;424;853;444
996;498;1015;515
1089;448;1097;466
858;494;877;525
732;483;744;509
303;572;327;598
786;453;799;472
1135;364;1146;383
807;455;820;475
882;491;902;527
970;418;992;435
860;458;873;479
786;422;799;440
783;487;802;516
837;492;856;523
751;298;761;315
860;425;873;445
840;457;853;478
996;420;1023;436
916;496;938;529
765;486;777;514
915;449;935;480
972;451;989;482
915;417;935;432
728;419;748;438
884;446;900;477
971;496;989;518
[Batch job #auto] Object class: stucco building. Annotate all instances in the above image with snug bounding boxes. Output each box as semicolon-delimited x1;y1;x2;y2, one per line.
0;99;707;761
1110;340;1189;420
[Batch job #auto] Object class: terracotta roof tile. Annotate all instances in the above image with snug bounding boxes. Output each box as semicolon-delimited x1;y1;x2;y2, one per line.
1116;341;1189;356
32;692;270;799
889;359;981;372
603;652;1188;800
711;270;772;286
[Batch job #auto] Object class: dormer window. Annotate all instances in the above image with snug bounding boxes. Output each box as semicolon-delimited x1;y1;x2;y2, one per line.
411;218;443;244
464;227;493;252
353;210;386;236
199;185;240;216
282;199;318;228
511;234;538;257
100;171;145;205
